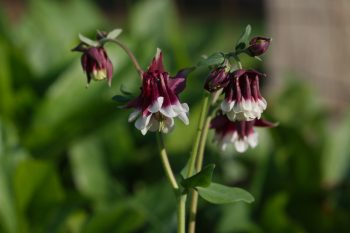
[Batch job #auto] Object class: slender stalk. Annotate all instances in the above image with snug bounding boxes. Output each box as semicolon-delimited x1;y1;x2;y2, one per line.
104;38;144;78
156;133;179;190
186;93;210;178
187;92;219;233
156;133;185;233
188;115;212;233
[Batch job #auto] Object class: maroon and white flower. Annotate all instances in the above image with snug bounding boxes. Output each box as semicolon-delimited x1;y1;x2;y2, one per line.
221;69;267;121
127;49;190;135
72;43;113;86
210;113;276;153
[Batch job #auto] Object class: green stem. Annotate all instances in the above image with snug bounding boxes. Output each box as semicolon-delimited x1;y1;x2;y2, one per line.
188;114;212;233
156;133;185;233
156;133;179;190
104;38;143;78
187;92;219;233
186;93;210;178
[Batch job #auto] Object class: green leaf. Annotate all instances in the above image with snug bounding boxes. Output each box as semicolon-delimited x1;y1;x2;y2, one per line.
235;24;252;51
197;52;225;67
197;183;254;204
112;95;132;103
107;28;122;39
181;164;215;188
78;33;100;47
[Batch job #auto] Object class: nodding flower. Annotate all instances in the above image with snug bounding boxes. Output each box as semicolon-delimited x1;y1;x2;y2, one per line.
72;43;113;87
204;63;230;93
221;69;267;121
210;113;276;153
126;48;191;135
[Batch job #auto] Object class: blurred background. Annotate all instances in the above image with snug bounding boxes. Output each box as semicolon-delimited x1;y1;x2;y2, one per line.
1;0;350;232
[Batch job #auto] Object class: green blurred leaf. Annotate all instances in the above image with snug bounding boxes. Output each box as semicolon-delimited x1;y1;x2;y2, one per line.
82;203;145;233
79;33;99;47
197;52;225;67
13;159;64;213
69;137;113;201
235;24;252;51
322;111;350;187
197;183;254;204
107;29;122;39
181;164;215;188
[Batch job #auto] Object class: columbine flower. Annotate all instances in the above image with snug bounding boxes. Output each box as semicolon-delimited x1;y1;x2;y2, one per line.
210;113;276;153
127;48;190;135
204;63;230;92
72;43;113;87
221;69;267;121
247;36;271;57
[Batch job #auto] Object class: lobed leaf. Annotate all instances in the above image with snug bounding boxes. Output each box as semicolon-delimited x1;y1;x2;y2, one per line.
235;24;252;51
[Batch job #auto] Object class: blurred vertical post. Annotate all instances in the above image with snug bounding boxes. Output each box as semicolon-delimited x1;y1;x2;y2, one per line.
266;0;350;115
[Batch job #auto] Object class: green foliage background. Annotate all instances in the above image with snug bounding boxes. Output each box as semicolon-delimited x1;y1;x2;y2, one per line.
1;0;350;232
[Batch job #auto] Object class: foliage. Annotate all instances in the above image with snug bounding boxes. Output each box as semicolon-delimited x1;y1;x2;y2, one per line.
1;0;350;233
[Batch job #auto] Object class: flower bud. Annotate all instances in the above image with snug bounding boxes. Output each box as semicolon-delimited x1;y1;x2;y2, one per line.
204;66;230;92
247;36;271;56
72;43;113;87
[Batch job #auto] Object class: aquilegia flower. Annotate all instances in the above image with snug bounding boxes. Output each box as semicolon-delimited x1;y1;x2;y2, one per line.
247;36;271;57
204;64;230;93
210;113;276;153
127;49;190;135
72;43;113;86
221;69;267;121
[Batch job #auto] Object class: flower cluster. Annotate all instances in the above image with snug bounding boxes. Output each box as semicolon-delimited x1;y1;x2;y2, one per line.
126;49;190;135
204;36;275;153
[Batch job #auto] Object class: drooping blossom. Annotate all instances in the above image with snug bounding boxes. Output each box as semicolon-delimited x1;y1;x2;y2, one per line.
210;113;276;153
247;36;271;57
204;64;230;92
221;69;267;121
72;43;113;86
127;48;190;135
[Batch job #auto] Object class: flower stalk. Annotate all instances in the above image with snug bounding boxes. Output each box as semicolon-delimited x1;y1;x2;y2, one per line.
103;38;144;78
156;133;186;233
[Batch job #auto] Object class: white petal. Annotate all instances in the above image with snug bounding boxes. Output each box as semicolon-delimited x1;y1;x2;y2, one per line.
178;112;189;125
219;142;228;151
181;103;189;112
257;98;267;110
234;139;249;153
221;100;234;112
141;127;149;135
135;114;152;130
247;132;258;148
160;106;177;117
128;110;140;122
241;98;252;111
148;97;164;113
233;102;243;113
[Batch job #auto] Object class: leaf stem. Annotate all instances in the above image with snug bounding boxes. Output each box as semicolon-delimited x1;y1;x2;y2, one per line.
103;38;143;78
